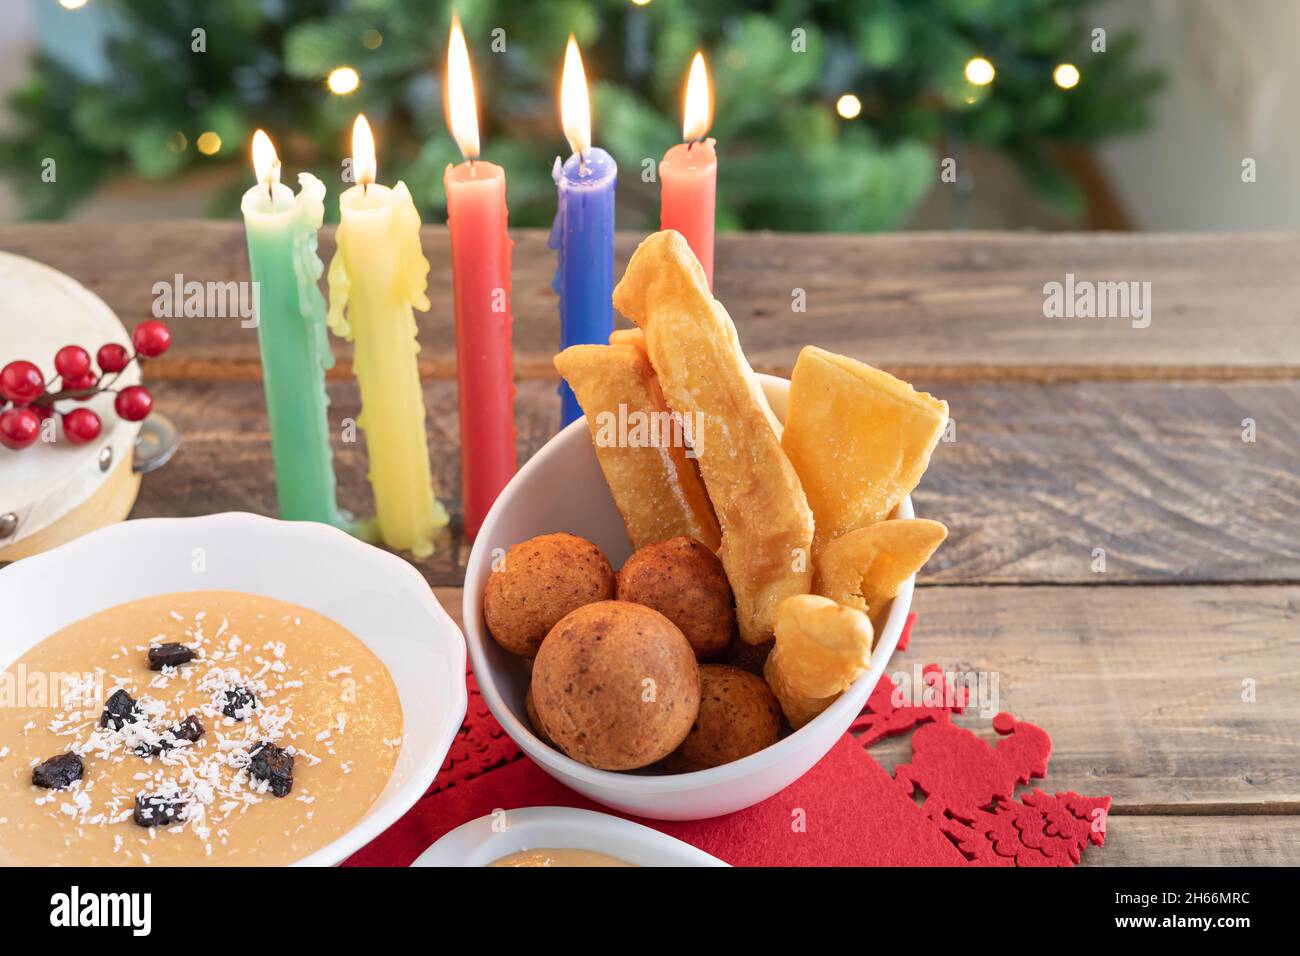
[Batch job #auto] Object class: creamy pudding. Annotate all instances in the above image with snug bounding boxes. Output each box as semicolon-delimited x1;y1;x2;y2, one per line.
0;590;402;865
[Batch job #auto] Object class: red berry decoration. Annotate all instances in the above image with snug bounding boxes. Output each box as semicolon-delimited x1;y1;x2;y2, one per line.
1;360;45;403
96;342;130;374
132;320;171;358
0;406;41;450
63;371;99;395
114;385;153;422
62;408;102;444
54;345;92;379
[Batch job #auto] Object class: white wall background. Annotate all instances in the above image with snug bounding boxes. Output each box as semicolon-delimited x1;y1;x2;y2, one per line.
1098;0;1298;230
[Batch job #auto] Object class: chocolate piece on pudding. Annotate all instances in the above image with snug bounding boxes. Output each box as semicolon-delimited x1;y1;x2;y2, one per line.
221;686;257;720
148;642;196;670
171;714;205;743
133;793;187;827
32;752;84;790
248;742;294;797
100;688;140;730
136;714;206;757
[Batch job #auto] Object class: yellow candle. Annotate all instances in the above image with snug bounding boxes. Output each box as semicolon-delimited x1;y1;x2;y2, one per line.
327;115;447;557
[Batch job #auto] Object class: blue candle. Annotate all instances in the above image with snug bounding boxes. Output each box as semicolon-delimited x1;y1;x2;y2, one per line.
550;35;617;426
550;148;616;425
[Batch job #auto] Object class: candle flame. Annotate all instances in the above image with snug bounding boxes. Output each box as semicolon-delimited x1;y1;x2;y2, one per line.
446;13;480;160
560;35;591;156
352;114;376;186
251;129;281;187
683;51;711;142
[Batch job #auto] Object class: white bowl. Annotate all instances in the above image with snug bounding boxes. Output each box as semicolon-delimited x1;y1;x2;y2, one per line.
465;375;914;821
412;806;728;867
0;511;467;866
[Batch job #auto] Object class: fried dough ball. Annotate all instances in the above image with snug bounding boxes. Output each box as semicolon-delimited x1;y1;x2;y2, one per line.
532;601;700;771
664;665;782;772
616;536;735;660
483;533;615;658
524;684;555;747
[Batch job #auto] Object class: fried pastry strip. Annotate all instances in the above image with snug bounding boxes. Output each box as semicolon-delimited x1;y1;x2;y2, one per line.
764;595;873;729
783;346;948;544
613;230;814;644
812;518;947;626
554;341;721;552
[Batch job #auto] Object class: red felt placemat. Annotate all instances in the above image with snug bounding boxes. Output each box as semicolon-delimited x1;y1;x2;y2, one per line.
346;612;1110;867
345;732;966;867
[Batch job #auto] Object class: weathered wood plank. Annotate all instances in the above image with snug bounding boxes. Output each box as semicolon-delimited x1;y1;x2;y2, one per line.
135;378;1300;585
433;584;1300;810
875;584;1300;808
3;222;1298;377
1082;816;1300;866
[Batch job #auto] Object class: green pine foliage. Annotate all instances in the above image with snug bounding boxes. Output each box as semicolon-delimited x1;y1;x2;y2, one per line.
0;0;1161;229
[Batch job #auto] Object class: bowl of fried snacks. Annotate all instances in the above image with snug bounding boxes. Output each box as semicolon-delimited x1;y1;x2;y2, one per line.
464;231;949;820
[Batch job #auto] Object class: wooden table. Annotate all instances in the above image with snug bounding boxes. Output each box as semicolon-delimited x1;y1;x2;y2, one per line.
4;222;1298;866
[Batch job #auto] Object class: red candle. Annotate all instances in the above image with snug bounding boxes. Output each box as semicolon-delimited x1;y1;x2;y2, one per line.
444;14;516;540
660;52;717;288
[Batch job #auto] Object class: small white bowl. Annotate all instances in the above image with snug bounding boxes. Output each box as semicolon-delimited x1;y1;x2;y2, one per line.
0;511;467;866
465;375;914;821
412;806;727;867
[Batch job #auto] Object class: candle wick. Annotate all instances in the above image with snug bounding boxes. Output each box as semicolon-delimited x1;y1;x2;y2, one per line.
687;140;694;153
267;180;274;201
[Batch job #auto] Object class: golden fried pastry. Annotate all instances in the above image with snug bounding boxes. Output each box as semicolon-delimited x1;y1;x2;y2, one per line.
665;665;782;772
782;346;948;544
764;594;873;729
616;536;736;660
555;341;721;552
532;601;700;770
813;518;947;625
483;533;615;658
607;327;646;349
613;230;814;645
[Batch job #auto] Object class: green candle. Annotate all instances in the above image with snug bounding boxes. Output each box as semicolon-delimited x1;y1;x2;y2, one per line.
240;130;346;527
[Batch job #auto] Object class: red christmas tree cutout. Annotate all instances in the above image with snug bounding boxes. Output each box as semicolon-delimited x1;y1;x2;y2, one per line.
873;705;1110;866
859;616;1111;866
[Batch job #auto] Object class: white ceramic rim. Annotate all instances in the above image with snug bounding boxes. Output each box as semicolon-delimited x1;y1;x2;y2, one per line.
0;511;467;867
411;806;729;867
463;374;914;797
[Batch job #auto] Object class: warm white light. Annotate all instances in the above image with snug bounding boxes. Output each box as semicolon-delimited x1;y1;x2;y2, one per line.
1053;63;1080;90
251;129;281;186
328;66;360;95
560;35;591;156
196;131;222;156
631;0;653;6
965;56;995;86
59;0;89;9
835;93;862;120
446;13;480;160
352;114;377;186
682;52;711;142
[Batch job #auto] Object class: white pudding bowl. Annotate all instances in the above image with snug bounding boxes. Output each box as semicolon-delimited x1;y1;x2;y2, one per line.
412;806;728;867
464;375;914;821
0;511;467;866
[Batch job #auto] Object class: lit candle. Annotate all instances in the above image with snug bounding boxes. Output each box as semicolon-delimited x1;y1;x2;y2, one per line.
443;14;517;541
239;130;347;528
549;35;617;426
327;115;448;558
660;52;717;288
